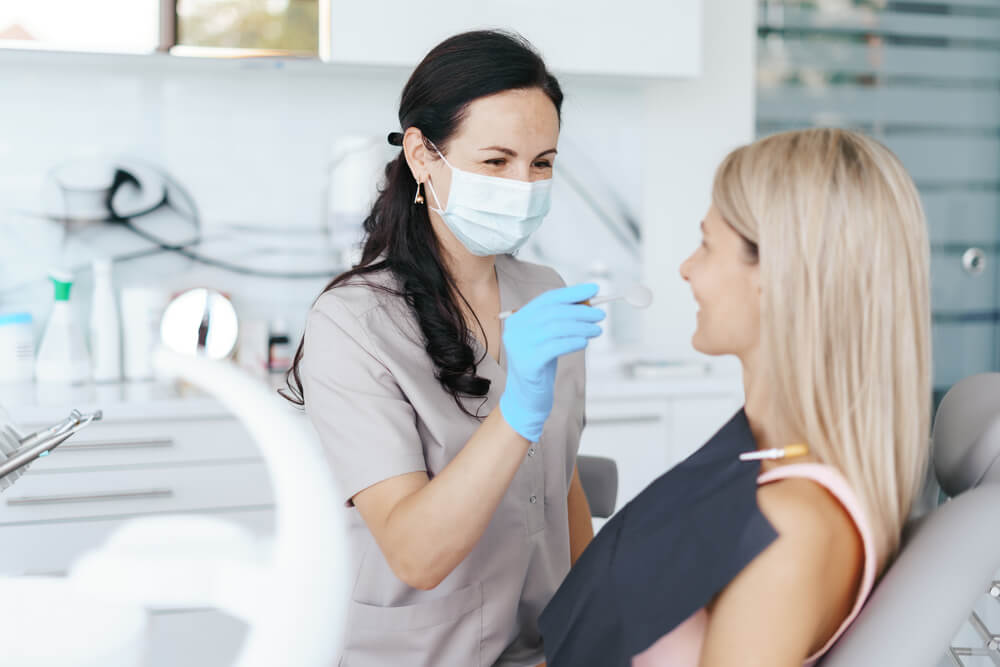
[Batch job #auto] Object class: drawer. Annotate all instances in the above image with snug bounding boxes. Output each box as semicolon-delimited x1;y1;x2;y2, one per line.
18;417;259;471
0;508;274;577
579;400;671;510
0;461;273;525
580;394;743;512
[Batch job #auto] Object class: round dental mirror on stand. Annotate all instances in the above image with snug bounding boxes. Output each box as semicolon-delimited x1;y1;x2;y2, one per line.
159;287;239;360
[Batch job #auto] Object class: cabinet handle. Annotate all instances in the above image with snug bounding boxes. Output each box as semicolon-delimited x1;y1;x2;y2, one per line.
586;415;662;426
7;488;174;506
21;569;67;578
58;438;174;452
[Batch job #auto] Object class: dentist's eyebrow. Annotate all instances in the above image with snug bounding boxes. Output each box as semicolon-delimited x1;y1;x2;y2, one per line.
479;146;559;159
480;146;518;156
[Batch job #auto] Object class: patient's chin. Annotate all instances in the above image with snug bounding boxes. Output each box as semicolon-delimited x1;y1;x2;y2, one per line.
691;330;726;357
691;330;711;354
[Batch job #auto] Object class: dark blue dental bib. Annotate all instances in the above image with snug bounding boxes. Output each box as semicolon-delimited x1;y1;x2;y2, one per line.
538;409;778;666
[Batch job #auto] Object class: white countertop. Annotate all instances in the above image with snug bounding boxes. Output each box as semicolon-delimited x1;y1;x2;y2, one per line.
0;362;742;426
0;381;230;425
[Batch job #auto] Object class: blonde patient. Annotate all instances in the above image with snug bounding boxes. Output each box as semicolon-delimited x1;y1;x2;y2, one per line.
633;128;932;665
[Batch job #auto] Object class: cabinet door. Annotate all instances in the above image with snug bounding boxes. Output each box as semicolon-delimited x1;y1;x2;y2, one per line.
0;461;272;524
0;512;273;667
327;0;701;78
579;400;670;512
18;417;258;471
0;508;274;577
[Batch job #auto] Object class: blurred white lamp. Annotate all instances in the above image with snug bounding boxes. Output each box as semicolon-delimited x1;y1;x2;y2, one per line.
0;289;349;667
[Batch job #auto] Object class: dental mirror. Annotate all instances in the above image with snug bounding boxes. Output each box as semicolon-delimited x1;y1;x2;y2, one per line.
589;284;654;309
159;288;239;360
499;283;654;320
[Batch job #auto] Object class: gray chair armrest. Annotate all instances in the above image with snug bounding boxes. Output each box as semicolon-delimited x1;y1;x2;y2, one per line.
577;455;618;519
821;484;1000;666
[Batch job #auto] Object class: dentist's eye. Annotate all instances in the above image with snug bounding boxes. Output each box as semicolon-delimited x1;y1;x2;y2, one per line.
485;158;507;166
534;160;553;169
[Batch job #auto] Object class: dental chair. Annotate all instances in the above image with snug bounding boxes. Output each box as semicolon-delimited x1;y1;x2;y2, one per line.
577;454;618;519
822;373;1000;667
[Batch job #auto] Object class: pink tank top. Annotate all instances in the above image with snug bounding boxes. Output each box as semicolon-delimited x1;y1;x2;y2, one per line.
631;463;878;667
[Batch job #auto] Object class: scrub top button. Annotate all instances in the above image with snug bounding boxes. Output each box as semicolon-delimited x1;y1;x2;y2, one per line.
529;495;537;504
528;447;536;457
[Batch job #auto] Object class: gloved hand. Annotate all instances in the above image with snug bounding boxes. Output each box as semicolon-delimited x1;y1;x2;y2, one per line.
499;283;605;442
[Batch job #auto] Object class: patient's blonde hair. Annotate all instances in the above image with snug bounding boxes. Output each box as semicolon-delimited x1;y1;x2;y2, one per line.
712;128;931;572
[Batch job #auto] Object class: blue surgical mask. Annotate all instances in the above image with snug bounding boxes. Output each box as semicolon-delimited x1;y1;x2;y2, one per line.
425;149;552;257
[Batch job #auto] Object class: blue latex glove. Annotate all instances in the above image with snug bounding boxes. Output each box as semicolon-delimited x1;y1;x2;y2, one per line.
499;283;605;442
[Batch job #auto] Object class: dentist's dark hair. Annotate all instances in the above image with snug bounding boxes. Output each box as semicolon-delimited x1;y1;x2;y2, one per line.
283;30;563;415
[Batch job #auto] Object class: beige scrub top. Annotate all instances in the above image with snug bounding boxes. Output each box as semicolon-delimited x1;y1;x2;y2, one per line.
301;254;586;667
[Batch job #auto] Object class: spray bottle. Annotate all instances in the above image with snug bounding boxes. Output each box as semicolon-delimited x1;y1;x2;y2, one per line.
35;270;91;385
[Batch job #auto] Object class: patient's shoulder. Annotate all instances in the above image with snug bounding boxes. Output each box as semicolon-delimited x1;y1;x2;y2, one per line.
758;476;863;573
759;476;856;538
701;476;867;663
757;476;865;644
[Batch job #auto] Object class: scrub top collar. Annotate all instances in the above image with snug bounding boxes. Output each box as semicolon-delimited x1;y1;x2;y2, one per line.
467;257;514;375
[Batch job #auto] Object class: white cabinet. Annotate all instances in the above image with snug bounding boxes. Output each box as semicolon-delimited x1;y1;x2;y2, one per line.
580;399;670;511
0;396;275;667
2;462;271;524
22;416;263;470
0;508;273;578
582;375;743;516
326;0;702;78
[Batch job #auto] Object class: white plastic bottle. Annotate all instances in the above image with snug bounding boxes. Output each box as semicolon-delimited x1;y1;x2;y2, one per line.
89;259;122;383
36;270;91;385
120;286;169;382
0;312;35;383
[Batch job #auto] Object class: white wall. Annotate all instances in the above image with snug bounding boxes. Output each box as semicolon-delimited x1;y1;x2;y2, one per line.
0;0;755;364
640;0;757;365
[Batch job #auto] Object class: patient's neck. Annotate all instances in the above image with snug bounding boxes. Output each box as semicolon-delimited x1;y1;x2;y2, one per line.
740;349;779;452
740;349;816;470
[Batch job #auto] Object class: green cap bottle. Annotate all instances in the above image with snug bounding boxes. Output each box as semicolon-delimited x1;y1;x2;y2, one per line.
50;271;73;302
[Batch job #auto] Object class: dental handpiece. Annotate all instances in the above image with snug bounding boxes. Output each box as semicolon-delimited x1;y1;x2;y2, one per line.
0;410;103;482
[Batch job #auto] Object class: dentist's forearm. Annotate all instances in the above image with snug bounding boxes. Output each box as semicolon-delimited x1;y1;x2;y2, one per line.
380;406;531;589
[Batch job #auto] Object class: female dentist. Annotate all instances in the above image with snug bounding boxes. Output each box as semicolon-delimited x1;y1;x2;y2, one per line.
283;30;603;667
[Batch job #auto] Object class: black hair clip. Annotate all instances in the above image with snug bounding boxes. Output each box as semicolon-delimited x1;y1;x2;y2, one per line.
387;132;404;146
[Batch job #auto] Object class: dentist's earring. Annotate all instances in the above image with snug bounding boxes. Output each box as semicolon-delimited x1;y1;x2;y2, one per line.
414;180;425;205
